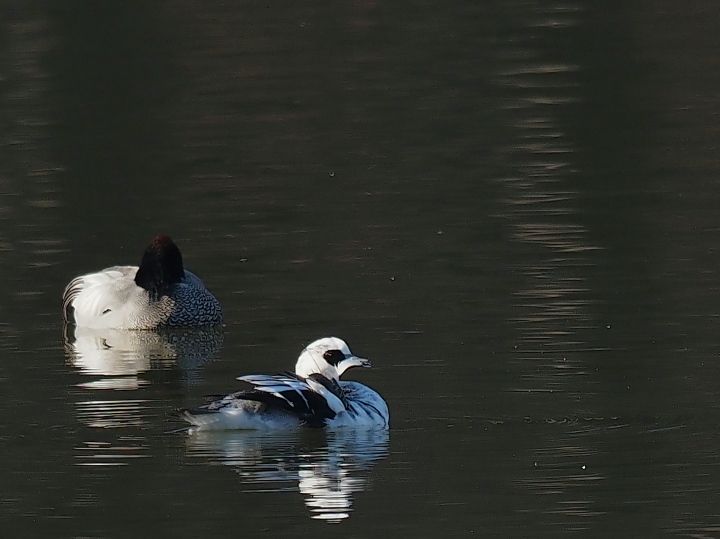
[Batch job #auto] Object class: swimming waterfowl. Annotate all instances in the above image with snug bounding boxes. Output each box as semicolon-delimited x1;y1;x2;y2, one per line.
62;234;223;329
181;337;389;430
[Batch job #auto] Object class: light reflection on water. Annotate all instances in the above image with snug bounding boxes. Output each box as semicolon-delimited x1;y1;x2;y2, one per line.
65;327;224;466
72;395;156;466
64;327;224;388
492;3;609;532
185;428;389;523
75;437;150;467
493;1;600;388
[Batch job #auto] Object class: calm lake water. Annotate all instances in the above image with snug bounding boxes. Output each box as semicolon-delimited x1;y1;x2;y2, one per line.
2;1;720;537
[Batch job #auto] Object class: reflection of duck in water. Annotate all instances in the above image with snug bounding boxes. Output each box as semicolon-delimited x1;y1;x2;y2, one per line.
64;326;224;389
181;337;389;430
62;234;223;330
186;427;389;522
298;428;390;521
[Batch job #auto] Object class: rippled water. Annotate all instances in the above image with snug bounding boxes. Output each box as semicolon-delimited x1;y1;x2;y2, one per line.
2;1;720;537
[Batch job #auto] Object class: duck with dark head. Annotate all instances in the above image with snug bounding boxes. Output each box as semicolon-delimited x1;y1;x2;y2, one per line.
62;234;223;330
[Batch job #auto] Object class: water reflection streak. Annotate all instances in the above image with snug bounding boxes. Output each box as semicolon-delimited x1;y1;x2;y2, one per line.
64;326;224;388
185;428;389;523
65;327;223;467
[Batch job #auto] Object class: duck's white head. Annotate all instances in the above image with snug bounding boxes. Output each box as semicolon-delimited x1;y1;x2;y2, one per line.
295;337;371;381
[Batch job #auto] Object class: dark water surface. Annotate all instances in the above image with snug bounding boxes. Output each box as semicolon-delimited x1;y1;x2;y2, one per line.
2;1;720;537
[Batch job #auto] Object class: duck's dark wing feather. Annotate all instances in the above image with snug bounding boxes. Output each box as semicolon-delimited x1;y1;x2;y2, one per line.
306;373;349;407
231;373;340;426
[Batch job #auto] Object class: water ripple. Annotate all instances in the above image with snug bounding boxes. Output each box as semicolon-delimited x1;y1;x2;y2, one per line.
74;438;150;467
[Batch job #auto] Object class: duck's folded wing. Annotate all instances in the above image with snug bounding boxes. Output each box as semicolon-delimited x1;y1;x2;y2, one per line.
234;373;340;423
62;266;138;323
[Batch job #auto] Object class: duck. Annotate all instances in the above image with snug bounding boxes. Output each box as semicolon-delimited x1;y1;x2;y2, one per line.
62;234;223;330
180;337;389;430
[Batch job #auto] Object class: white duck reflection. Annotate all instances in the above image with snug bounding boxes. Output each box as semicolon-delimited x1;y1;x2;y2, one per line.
64;325;224;390
66;326;225;465
185;427;389;522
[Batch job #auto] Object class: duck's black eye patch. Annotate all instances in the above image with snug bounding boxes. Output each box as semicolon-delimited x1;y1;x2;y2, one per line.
323;349;346;365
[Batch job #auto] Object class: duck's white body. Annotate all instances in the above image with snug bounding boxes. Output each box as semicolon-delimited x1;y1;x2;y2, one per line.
181;337;389;431
62;236;223;330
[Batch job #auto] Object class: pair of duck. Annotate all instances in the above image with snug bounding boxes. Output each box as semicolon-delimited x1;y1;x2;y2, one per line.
62;235;389;431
